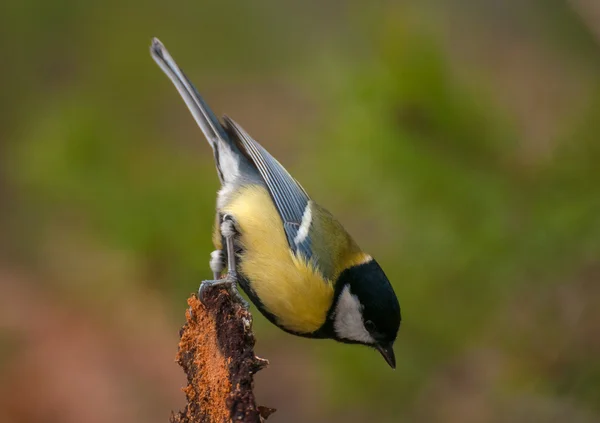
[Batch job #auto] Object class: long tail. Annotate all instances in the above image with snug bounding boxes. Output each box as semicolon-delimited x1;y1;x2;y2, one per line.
150;37;232;183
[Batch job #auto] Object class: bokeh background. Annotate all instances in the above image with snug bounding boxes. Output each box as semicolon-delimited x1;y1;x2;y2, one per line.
2;1;600;422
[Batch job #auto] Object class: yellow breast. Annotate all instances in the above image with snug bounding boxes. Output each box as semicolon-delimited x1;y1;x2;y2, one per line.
221;185;334;334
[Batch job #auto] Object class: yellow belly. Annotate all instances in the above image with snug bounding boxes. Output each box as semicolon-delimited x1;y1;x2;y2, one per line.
221;185;334;334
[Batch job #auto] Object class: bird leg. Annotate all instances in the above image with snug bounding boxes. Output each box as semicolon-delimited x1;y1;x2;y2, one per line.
199;214;249;308
209;249;225;280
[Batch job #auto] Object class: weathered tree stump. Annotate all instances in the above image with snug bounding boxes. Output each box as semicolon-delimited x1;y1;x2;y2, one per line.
170;289;275;423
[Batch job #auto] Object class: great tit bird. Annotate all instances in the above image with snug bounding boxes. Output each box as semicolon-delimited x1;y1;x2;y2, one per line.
150;38;401;368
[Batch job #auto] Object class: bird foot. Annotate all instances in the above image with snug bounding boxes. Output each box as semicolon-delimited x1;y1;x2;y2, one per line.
198;275;249;309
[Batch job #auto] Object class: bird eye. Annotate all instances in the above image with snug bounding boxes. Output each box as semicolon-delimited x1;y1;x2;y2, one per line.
365;320;376;332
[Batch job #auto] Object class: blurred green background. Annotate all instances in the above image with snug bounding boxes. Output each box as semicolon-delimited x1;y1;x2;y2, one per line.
1;0;600;422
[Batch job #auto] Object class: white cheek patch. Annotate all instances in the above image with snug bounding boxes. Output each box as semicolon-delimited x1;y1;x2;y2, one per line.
333;285;374;344
294;201;312;245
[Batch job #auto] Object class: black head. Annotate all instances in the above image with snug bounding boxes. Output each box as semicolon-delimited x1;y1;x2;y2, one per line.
329;258;401;368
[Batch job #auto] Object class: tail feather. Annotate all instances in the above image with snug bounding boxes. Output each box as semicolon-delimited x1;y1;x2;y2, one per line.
150;38;230;182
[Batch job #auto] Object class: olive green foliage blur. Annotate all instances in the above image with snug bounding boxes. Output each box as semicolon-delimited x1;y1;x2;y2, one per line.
2;1;600;422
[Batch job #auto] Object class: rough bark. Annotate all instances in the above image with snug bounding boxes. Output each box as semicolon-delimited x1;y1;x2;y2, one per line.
170;289;275;423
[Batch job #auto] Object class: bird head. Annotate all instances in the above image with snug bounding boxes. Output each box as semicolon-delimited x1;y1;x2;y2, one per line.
330;259;401;368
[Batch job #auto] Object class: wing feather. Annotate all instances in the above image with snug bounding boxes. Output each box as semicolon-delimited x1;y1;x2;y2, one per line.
224;117;313;259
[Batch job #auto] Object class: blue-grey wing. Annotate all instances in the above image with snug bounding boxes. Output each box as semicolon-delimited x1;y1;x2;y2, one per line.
223;116;313;259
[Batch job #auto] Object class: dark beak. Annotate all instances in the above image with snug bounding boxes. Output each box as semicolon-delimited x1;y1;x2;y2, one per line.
376;344;396;369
